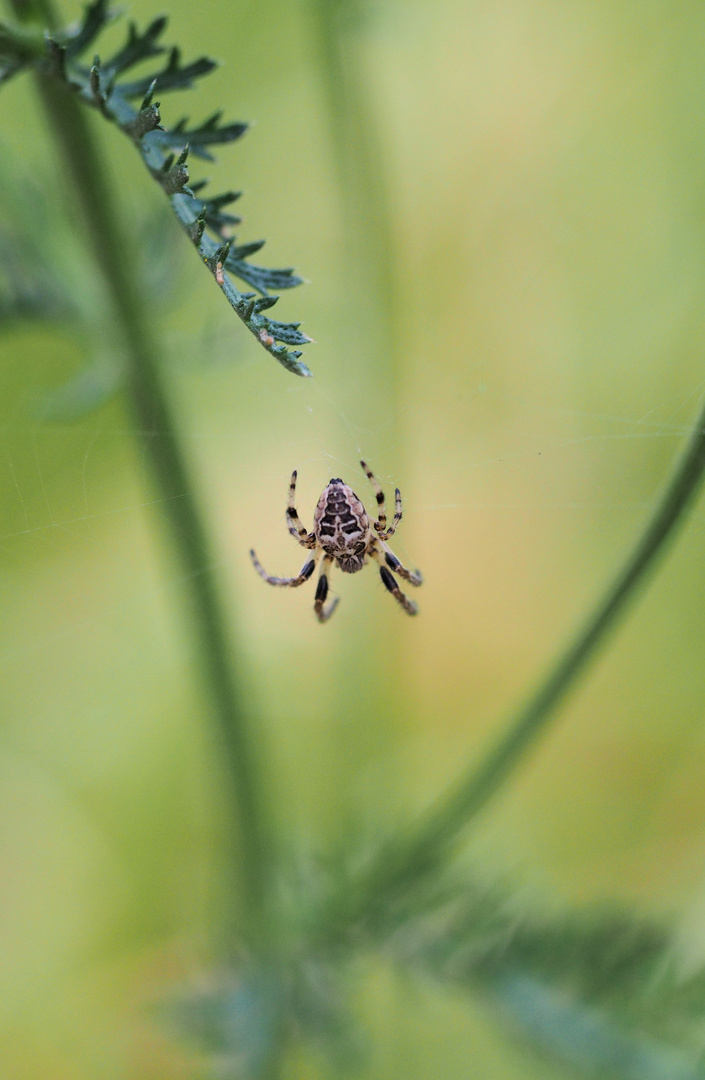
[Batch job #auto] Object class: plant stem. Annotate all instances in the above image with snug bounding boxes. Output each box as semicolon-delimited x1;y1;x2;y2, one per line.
308;0;399;352
17;0;272;950
336;393;705;934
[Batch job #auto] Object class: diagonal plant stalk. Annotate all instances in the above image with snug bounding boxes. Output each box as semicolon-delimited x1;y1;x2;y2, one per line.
329;390;705;938
303;0;705;930
11;0;274;956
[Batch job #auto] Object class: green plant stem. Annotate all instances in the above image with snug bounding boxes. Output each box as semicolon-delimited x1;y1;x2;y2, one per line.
308;0;399;347
16;0;272;951
303;0;705;944
333;394;705;937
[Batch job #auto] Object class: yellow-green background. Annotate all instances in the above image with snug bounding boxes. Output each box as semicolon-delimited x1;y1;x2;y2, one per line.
2;0;705;1076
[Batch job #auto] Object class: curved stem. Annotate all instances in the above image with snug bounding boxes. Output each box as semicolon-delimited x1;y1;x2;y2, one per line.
18;3;272;949
337;395;705;933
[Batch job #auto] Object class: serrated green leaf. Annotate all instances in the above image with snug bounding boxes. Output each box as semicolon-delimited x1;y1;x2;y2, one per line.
158;113;248;161
102;16;167;78
5;2;311;376
63;0;113;60
265;319;311;346
198;189;243;231
228;240;266;261
226;259;303;294
119;49;217;98
253;295;279;312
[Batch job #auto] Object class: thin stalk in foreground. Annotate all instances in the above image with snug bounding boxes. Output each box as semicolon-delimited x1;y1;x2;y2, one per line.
19;2;271;950
338;393;705;933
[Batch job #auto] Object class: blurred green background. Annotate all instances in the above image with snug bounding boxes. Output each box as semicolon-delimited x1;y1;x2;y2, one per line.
3;0;705;1076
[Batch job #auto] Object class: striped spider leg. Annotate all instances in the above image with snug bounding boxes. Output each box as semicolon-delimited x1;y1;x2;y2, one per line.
368;543;420;616
360;459;403;540
379;539;423;587
250;472;320;587
250;547;320;588
314;554;339;623
286;469;316;548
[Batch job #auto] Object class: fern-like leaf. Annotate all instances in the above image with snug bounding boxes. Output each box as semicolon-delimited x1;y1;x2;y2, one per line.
101;16;167;78
63;0;114;60
2;2;312;376
157;112;248;161
196;189;243;232
381;873;705;1079
118;49;217;99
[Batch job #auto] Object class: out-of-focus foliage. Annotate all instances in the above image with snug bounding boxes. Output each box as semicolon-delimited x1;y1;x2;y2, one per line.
0;0;311;375
0;159;184;417
4;1;705;1079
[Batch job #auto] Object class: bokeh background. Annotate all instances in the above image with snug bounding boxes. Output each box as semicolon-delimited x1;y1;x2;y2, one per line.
3;0;705;1076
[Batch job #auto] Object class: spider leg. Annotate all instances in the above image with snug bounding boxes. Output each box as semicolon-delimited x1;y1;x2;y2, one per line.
370;548;418;615
360;459;389;536
286;469;316;548
360;460;403;540
250;548;319;587
377;487;403;540
379;540;423;586
314;554;339;623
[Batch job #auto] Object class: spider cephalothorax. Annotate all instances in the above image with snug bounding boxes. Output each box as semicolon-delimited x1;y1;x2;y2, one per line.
250;461;423;622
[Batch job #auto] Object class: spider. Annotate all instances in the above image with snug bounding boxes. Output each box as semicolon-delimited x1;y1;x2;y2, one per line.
250;460;423;623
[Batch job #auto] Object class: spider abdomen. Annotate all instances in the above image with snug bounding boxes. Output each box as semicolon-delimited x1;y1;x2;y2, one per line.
314;479;369;572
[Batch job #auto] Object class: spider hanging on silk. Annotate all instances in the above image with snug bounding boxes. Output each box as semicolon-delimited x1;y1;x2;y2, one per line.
250;461;423;623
